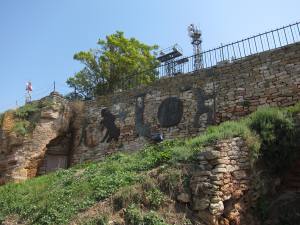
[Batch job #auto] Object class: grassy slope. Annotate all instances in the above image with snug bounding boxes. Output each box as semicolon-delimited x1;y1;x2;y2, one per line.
0;103;299;225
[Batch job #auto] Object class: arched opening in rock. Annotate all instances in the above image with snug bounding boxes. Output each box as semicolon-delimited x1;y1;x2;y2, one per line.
37;134;72;176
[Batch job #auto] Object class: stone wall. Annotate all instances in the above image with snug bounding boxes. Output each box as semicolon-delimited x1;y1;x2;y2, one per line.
187;137;252;225
70;42;300;165
1;43;300;183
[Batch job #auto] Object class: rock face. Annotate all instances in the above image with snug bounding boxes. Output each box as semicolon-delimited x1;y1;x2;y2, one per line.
0;93;72;184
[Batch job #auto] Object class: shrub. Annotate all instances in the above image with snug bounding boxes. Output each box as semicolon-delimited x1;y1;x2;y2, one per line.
10;99;58;136
248;107;296;173
143;211;168;225
158;168;183;196
12;121;30;136
39;98;55;109
10;102;41;136
286;102;300;115
113;185;143;211
14;102;40;119
140;176;157;192
82;216;108;225
124;205;143;225
145;188;165;209
124;205;168;225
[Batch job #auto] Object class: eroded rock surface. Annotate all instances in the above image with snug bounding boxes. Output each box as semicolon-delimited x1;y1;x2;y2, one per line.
0;93;72;184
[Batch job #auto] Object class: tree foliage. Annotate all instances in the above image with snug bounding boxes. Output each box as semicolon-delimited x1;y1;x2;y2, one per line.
67;31;159;99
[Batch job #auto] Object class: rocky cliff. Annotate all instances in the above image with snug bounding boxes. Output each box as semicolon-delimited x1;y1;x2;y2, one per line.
0;93;72;184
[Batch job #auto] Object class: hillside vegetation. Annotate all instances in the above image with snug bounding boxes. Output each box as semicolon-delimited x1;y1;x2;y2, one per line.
0;103;299;225
0;98;56;136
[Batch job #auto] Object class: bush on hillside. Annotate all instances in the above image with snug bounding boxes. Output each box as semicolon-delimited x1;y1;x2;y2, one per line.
12;121;30;136
14;102;40;120
81;216;108;225
124;205;168;225
10;99;56;136
248;107;296;173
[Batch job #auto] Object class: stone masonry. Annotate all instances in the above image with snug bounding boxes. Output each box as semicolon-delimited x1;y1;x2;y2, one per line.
0;43;300;183
188;138;251;225
70;42;300;165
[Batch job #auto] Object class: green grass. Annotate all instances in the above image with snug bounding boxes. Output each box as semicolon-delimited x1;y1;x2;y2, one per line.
14;101;40;119
124;205;168;225
12;120;31;136
0;141;180;225
0;103;299;224
80;216;108;225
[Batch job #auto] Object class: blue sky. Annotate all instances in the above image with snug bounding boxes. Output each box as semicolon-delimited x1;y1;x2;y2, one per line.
0;0;299;112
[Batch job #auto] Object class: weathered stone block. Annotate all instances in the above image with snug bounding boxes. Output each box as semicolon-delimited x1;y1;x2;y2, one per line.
177;193;191;203
193;198;210;210
233;170;247;180
209;201;224;215
203;150;221;160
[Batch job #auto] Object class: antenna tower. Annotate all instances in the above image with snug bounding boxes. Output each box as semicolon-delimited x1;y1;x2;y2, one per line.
188;24;203;70
25;81;32;104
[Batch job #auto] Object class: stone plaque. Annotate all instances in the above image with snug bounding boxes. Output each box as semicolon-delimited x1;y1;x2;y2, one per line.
157;97;183;127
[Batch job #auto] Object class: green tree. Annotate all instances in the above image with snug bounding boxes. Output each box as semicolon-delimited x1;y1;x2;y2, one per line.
67;31;159;99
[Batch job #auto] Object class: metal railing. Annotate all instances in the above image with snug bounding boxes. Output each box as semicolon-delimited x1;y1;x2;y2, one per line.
156;21;300;77
69;21;300;98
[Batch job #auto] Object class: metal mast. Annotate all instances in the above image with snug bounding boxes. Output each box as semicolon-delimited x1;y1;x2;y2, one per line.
25;81;32;104
188;24;203;70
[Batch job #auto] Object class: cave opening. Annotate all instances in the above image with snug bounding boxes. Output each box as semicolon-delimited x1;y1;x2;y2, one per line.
37;134;72;176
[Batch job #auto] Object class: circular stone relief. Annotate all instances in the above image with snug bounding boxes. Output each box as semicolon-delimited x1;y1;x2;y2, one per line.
157;97;183;128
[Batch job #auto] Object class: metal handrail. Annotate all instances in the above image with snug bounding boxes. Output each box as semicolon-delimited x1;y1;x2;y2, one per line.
74;21;300;97
155;21;300;77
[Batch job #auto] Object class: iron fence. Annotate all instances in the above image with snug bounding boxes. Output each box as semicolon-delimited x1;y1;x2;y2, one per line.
71;21;300;97
156;21;300;77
